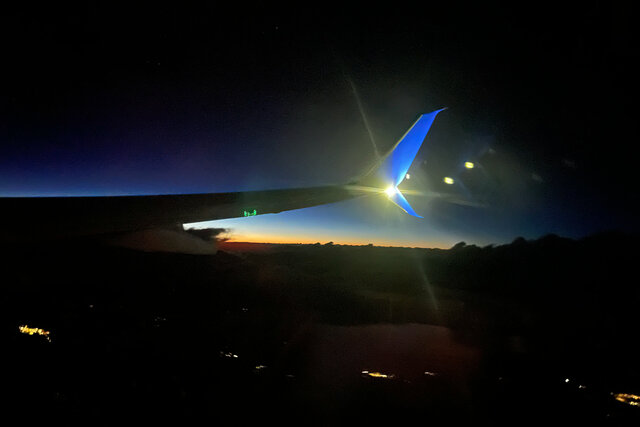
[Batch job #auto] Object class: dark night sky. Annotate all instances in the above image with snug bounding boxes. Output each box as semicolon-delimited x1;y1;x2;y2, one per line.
1;3;637;246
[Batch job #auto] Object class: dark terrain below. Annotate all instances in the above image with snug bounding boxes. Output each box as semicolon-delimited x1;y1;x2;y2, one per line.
3;232;639;425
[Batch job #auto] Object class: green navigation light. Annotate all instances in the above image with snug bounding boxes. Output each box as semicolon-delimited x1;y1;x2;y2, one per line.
243;209;257;217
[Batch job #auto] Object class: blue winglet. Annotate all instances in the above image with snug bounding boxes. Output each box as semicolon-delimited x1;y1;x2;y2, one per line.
388;188;423;218
375;109;445;218
378;108;446;187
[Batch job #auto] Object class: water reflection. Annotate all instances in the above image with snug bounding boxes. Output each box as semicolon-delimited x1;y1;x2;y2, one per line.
305;323;480;387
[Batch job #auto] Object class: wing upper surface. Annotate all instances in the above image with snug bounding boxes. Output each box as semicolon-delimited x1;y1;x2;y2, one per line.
0;185;359;238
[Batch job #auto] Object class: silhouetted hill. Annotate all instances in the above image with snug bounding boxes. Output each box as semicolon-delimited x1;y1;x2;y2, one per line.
424;232;637;293
222;232;637;298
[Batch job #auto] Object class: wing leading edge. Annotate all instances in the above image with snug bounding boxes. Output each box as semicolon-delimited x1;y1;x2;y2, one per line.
0;110;445;239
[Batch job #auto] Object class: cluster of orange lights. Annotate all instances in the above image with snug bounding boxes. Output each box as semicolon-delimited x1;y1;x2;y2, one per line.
613;393;640;407
18;325;51;342
361;370;395;379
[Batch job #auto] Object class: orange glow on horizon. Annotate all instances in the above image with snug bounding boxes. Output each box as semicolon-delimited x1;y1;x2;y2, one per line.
220;231;452;249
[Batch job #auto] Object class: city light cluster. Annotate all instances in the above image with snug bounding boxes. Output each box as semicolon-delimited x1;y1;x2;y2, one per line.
613;393;640;407
18;325;51;342
220;351;239;359
361;370;395;379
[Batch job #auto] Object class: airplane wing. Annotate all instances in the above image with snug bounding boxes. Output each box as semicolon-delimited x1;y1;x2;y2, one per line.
0;186;360;238
0;110;445;239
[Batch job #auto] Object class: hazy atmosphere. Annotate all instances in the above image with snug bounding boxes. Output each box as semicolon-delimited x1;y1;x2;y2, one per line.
2;3;637;246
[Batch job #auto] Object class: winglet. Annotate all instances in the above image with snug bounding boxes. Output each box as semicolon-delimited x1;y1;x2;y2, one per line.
364;109;445;217
386;186;423;218
378;108;446;187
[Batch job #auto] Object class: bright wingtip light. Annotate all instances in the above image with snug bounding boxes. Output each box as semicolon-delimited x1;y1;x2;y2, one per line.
384;186;397;197
464;161;475;169
443;177;455;185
